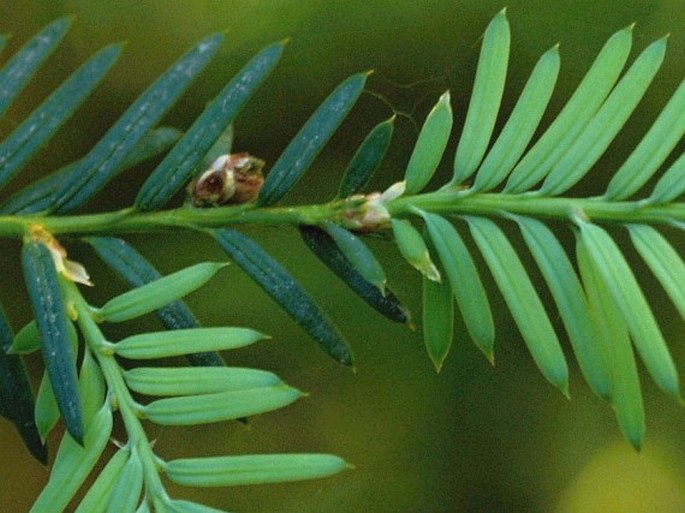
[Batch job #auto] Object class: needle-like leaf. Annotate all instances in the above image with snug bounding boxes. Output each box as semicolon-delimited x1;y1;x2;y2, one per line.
421;229;454;371
214;228;354;366
8;320;42;354
449;9;510;186
135;41;284;211
34;322;77;442
0;127;182;215
0;304;46;463
0;17;71;117
628;224;685;319
0;44;121;190
577;219;680;400
466;216;568;394
258;72;368;206
78;348;106;427
21;241;83;444
114;328;266;360
99;262;227;323
391;219;441;282
648;150;685;205
34;370;60;444
472;45;559;192
124;366;282;396
338;116;394;198
299;225;409;323
143;386;301;425
30;404;113;513
50;32;224;213
577;237;644;449
164;454;348;487
87;237;224;367
541;37;667;196
73;449;129;513
604;79;685;200
321;221;387;294
504;25;634;193
404;91;452;194
420;211;494;361
105;449;143;513
515;216;611;399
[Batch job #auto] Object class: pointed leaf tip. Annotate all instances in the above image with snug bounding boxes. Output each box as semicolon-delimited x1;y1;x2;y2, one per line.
449;10;510;186
504;24;633;193
115;327;266;360
516;216;612;401
421;212;494;359
577;239;645;449
391;219;441;282
404;91;453;194
100;262;227;323
466;216;569;394
214;229;354;366
473;44;559;192
562;383;571;400
578;221;680;401
165;453;348;487
420;222;454;369
299;225;410;324
338;115;395;198
258;72;367;206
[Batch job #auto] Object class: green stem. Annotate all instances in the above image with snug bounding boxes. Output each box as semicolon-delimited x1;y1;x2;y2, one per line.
66;282;169;506
386;191;684;225
0;192;681;238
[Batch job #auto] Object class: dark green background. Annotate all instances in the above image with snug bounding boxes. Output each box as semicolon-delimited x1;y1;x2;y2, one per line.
0;1;683;512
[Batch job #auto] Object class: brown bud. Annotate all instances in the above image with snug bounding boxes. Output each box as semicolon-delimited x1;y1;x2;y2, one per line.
190;153;265;207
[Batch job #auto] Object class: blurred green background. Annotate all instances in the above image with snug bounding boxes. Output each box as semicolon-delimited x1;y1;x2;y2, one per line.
0;1;684;512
